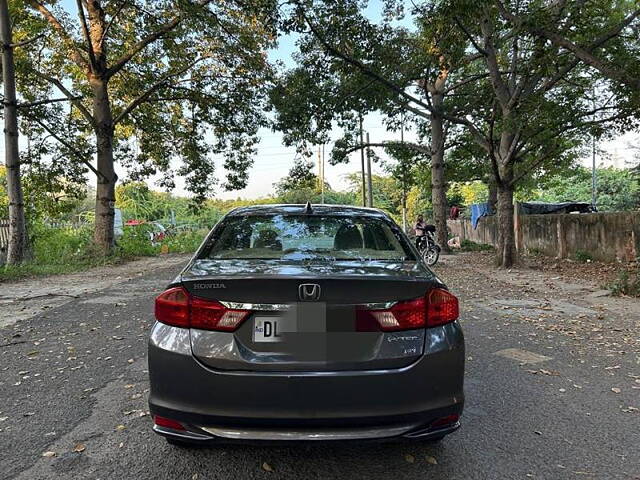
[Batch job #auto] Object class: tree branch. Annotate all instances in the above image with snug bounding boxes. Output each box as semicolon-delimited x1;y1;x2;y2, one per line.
26;0;89;69
17;96;83;109
10;33;44;48
497;1;640;90
113;56;207;124
30;68;96;128
75;0;97;71
105;0;214;79
341;140;430;157
21;112;106;182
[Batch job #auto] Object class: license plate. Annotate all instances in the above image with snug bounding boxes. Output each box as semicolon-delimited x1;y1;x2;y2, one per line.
253;317;283;342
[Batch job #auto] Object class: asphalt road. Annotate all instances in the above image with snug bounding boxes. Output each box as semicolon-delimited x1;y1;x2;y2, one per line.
1;254;638;480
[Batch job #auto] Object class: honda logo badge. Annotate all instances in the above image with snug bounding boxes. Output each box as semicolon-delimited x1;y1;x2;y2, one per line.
298;283;321;301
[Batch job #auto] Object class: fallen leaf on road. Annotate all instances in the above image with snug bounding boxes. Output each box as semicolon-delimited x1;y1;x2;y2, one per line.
42;451;56;458
73;443;85;453
426;456;438;465
404;454;415;463
611;388;621;394
115;425;126;431
262;462;274;472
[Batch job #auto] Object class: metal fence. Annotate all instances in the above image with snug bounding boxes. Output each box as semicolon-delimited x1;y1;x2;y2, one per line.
0;219;9;250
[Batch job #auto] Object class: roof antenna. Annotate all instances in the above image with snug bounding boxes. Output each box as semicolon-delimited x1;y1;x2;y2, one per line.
304;201;313;214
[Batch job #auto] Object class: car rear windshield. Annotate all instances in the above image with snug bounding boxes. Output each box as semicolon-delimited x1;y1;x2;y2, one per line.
203;214;415;261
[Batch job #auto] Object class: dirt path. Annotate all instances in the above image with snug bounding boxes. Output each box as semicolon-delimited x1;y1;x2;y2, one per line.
433;252;640;361
0;254;190;329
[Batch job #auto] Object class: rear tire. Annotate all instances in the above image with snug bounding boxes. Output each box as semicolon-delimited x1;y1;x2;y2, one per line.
423;247;440;266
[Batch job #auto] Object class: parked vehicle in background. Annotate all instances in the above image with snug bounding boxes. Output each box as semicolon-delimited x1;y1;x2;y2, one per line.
416;225;441;266
149;204;464;446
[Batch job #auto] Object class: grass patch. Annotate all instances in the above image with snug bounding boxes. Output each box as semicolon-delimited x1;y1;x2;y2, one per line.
573;250;594;263
0;224;206;282
606;269;640;297
460;239;495;252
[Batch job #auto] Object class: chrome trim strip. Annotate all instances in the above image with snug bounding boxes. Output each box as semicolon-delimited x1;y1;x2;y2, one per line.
219;302;292;311
152;425;212;441
199;424;415;441
218;301;397;311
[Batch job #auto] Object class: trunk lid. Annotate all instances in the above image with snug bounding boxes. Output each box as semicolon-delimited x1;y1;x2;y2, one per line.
183;259;442;371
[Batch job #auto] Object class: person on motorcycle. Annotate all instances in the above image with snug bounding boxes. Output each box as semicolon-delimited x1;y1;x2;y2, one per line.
414;215;427;249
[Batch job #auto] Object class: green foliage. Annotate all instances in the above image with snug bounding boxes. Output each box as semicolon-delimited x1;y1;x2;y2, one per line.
460;239;495;252
607;269;640;297
274;158;318;196
0;222;205;281
116;226;159;257
448;181;488;206
11;0;278;213
164;230;207;254
573;250;594;263
536;167;640;211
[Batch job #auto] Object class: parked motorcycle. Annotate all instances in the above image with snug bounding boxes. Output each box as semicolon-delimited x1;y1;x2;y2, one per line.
416;225;441;266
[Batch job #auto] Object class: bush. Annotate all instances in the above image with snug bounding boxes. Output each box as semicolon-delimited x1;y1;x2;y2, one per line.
0;223;205;282
163;229;207;253
460;239;495;252
607;270;640;297
573;250;593;263
116;225;160;257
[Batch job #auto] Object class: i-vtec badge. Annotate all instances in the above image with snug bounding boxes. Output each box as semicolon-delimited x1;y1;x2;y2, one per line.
193;283;226;290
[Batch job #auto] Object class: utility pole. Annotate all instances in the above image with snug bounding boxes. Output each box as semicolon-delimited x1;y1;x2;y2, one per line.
321;144;325;204
1;0;27;264
591;86;597;210
366;132;373;208
401;116;407;232
359;115;366;207
317;146;322;192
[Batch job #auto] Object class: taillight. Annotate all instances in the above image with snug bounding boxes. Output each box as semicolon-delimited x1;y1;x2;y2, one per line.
155;287;190;327
154;287;250;331
431;414;460;429
153;415;185;431
190;297;249;331
357;288;458;331
426;288;459;327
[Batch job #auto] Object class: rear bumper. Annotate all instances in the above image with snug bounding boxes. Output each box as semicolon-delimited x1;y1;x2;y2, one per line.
148;321;464;442
151;416;461;443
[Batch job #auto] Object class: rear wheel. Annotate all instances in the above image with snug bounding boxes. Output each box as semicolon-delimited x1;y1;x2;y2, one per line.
423;247;439;266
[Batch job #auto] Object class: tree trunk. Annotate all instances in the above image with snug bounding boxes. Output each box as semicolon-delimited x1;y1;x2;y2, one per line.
91;78;117;253
487;177;498;214
430;93;450;253
1;0;27;265
496;182;517;268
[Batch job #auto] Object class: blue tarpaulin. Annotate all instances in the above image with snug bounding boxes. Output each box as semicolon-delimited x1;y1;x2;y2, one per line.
471;203;490;229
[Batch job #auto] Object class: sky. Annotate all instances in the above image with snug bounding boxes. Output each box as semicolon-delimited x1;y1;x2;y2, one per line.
2;1;638;201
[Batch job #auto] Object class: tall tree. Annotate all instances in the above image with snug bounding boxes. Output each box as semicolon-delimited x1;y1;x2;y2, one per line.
273;0;480;250
19;0;276;252
495;0;640;94
0;0;27;264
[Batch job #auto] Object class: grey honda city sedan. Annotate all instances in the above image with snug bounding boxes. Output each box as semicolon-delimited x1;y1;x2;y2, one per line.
148;204;464;445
